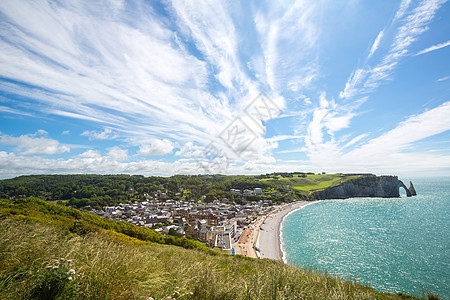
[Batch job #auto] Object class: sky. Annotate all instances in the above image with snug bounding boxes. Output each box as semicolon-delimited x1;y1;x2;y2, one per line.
0;0;449;179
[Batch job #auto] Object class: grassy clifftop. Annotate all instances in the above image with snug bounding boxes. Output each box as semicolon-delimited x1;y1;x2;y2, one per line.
0;198;423;299
260;173;361;191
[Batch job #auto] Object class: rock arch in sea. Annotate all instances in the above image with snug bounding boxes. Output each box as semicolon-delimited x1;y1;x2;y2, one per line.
398;180;417;197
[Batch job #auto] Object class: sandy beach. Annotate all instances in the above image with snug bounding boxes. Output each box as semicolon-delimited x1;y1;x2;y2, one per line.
256;201;315;261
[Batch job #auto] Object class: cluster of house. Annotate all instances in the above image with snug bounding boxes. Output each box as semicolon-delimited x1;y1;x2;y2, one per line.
90;196;274;252
230;188;263;195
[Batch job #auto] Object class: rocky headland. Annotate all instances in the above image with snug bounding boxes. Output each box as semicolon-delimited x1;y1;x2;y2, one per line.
310;175;417;200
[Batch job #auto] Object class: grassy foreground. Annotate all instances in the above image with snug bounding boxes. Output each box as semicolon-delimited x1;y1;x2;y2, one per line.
0;199;421;299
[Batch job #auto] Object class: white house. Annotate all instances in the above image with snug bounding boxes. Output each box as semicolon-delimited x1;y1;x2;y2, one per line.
254;188;262;195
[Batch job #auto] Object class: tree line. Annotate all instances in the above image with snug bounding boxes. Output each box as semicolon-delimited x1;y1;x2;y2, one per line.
0;174;301;209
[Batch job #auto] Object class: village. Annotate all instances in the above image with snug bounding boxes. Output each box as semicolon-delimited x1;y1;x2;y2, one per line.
90;187;277;255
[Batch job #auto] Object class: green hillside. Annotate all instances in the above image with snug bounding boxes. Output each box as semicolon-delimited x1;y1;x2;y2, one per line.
0;173;366;209
0;198;422;299
260;173;361;191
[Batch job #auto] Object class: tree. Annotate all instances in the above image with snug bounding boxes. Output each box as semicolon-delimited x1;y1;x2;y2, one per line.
168;227;183;238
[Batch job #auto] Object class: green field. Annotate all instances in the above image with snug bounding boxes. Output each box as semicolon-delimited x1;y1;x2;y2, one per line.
261;174;361;192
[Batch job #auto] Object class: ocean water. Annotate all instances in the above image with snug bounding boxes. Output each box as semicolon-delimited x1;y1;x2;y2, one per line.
281;177;449;298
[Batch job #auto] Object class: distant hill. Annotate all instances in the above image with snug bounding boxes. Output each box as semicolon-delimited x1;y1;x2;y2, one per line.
0;173;368;209
0;197;421;299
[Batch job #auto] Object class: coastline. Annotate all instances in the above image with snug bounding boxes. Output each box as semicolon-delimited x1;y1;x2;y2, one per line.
256;201;317;261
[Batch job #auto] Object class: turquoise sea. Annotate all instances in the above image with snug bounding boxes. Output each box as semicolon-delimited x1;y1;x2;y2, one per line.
281;178;449;298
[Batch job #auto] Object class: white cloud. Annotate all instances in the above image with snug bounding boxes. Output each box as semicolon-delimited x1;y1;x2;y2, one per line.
78;150;101;159
302;92;450;175
0;0;447;178
174;142;203;157
242;155;276;171
276;148;305;154
0;149;235;179
437;76;449;82
0;130;70;155
0;0;291;157
339;68;366;99
345;102;450;157
393;0;412;21
81;128;117;141
0;105;32;116
304;92;355;155
415;40;450;56
303;102;450;175
365;0;446;89
342;133;368;148
0;0;296;177
138;139;174;156
368;30;384;58
266;135;304;142
107;147;128;161
0;102;448;178
169;0;238;89
254;0;319;94
0;0;219;145
340;0;447;99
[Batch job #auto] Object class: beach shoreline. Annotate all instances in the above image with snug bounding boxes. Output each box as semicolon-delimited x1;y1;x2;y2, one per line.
256;201;317;261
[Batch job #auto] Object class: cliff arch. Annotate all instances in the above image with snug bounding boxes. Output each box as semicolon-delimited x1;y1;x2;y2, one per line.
398;180;412;197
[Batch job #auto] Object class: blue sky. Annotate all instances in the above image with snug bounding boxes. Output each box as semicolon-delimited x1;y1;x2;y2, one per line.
0;0;449;179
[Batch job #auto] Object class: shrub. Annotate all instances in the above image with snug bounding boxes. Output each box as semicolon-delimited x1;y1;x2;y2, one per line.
28;258;80;299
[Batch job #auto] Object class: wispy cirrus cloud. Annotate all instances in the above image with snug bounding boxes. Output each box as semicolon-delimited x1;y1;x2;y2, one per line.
394;0;412;21
0;0;448;178
415;40;450;56
0;0;220;144
437;76;449;82
304;0;448;173
266;135;304;143
368;30;384;58
0;0;295;169
0;105;32;116
303;102;450;175
169;0;244;97
336;101;450;174
340;0;447;99
342;133;369;149
253;0;319;95
347;102;450;155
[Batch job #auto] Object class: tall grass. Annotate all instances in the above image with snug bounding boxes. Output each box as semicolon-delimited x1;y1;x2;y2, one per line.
0;218;423;300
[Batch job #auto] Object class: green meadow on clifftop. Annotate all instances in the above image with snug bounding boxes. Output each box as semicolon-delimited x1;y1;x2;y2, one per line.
0;198;422;300
260;173;361;191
